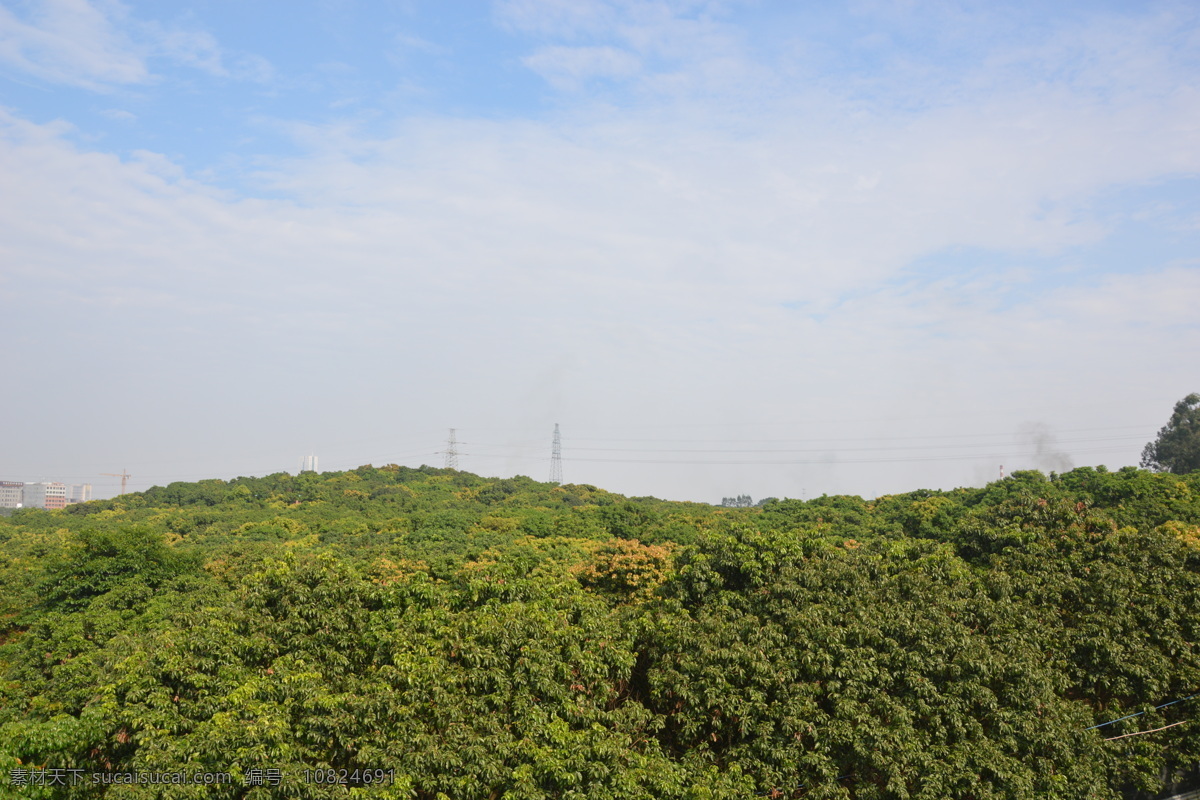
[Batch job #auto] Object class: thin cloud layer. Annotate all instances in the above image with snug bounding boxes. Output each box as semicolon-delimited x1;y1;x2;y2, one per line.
0;0;147;88
0;0;1196;500
0;0;269;89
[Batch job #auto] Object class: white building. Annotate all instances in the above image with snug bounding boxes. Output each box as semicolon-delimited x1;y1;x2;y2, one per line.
0;481;23;509
23;482;68;510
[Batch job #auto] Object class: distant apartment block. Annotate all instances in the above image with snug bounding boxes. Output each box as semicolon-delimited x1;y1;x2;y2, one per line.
0;481;92;509
23;482;68;510
0;481;23;509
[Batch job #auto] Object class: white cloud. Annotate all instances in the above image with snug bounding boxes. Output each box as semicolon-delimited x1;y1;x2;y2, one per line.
0;0;149;88
100;107;135;121
497;0;754;97
523;44;641;88
143;22;226;76
3;2;1198;499
393;31;446;56
493;0;620;38
230;52;274;84
0;0;273;89
2;107;1192;497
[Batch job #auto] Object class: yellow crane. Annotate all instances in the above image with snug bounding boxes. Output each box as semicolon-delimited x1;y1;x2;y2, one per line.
101;470;132;495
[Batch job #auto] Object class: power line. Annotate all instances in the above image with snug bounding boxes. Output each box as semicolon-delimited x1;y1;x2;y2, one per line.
496;434;1144;456
455;430;1146;454
535;401;1154;430
562;425;1153;444
0;422;1153;495
1086;694;1197;731
0;426;1152;478
1103;720;1189;741
513;444;1133;466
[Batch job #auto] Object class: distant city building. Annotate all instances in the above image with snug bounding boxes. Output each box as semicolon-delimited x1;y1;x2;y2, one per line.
0;480;94;510
0;481;23;509
23;482;68;510
300;454;319;473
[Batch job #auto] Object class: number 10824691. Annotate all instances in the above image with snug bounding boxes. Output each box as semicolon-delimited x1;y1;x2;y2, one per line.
303;769;395;785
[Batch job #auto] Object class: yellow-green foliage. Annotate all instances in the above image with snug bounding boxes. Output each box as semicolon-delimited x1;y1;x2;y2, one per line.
0;464;1198;798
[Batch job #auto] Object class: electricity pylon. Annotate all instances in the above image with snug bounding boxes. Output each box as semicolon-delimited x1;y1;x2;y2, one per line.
550;423;563;484
445;429;459;470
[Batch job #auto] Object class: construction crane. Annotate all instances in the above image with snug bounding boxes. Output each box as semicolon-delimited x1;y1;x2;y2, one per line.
101;470;132;495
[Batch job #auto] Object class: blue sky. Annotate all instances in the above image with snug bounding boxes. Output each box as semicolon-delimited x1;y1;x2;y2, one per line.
2;0;1198;501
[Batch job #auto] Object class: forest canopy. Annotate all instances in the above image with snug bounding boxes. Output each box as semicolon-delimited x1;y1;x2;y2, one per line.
1;463;1199;799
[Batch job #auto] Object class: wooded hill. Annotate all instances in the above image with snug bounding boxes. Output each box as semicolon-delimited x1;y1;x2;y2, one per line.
2;464;1199;799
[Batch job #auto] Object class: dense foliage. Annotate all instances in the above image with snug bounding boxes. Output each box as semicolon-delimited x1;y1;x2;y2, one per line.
1;464;1199;799
1142;393;1200;475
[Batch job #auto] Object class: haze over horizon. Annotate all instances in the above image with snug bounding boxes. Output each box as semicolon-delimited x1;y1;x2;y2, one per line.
2;0;1197;503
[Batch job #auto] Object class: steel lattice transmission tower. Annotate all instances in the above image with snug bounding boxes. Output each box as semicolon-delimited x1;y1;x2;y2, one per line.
550;423;563;484
445;428;459;470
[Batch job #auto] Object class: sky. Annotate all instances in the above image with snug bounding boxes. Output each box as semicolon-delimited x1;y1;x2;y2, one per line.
1;0;1198;503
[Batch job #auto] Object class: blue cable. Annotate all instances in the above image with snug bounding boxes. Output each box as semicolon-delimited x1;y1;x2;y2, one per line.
1085;694;1197;731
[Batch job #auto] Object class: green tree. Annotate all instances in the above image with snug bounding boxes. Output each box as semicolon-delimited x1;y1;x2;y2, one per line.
1141;393;1200;474
34;526;198;613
